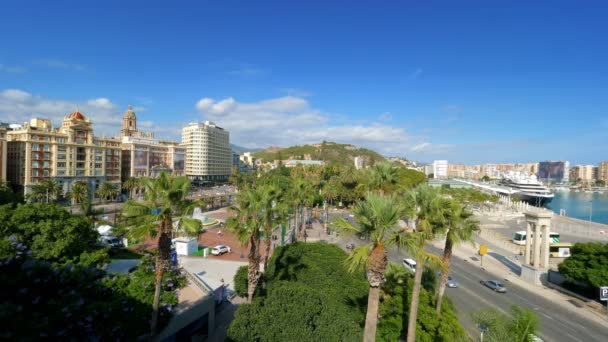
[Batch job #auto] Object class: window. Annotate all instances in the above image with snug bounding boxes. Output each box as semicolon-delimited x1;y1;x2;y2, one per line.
57;170;65;176
32;144;39;151
76;162;85;168
57;154;66;160
43;170;49;177
57;162;66;168
43;145;50;151
43;161;50;168
56;137;66;143
95;170;103;176
76;170;85;177
95;156;102;161
43;136;50;141
32;161;39;168
96;148;103;154
31;135;38;140
95;163;102;168
58;145;67;152
44;153;51;160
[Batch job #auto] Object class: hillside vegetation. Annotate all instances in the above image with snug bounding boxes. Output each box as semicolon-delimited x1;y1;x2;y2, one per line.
253;141;386;165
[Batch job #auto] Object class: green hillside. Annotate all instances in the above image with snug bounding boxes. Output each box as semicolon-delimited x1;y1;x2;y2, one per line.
253;141;386;165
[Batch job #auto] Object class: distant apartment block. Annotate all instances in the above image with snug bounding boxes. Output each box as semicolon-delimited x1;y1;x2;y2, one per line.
119;106;185;179
0;123;8;181
570;164;596;184
432;160;448;179
597;161;608;183
182;121;231;183
537;161;570;183
7;113;122;196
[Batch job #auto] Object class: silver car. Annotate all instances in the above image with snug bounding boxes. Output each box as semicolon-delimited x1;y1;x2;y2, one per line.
481;280;507;293
447;276;458;288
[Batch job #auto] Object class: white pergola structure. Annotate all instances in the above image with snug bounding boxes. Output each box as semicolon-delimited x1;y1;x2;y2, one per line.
521;210;553;284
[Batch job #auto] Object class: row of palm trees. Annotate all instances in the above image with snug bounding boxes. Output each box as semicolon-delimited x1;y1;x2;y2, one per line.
227;163;480;341
332;185;479;342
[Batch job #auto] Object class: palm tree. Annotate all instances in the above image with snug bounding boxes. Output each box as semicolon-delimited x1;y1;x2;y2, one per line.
122;177;139;199
96;181;119;204
258;184;287;272
122;172;200;336
320;177;340;230
226;187;263;303
31;178;62;203
67;180;91;216
332;192;408;342
365;162;398;194
435;199;479;313
403;186;445;342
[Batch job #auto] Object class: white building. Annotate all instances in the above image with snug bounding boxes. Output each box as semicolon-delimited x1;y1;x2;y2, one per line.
181;121;231;183
432;160;448;179
354;156;364;170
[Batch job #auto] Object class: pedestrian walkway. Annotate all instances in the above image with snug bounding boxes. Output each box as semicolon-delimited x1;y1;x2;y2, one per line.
431;238;608;326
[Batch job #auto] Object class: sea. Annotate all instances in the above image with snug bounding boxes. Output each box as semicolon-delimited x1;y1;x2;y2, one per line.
546;190;608;225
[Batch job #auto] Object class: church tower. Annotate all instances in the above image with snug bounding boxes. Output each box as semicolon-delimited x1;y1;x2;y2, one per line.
121;105;137;137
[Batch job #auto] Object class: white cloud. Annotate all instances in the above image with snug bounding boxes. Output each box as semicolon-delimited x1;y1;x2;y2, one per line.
0;89;121;134
0;64;27;73
195;95;431;156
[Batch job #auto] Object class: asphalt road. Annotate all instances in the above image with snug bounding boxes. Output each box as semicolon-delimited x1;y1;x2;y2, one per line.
328;212;608;342
386;245;608;342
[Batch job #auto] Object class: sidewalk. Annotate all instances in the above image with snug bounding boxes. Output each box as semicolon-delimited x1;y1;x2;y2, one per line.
432;237;608;326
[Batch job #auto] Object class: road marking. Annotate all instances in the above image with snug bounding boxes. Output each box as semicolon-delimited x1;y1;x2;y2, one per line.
540;312;554;320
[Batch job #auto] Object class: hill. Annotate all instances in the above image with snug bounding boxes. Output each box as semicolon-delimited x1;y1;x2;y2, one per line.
253;141;386;166
230;143;261;154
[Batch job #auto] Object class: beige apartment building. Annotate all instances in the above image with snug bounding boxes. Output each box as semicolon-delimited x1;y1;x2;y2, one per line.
182;121;231;183
570;164;596;184
6;112;121;196
0;123;8;181
119;106;185;179
597;161;608;183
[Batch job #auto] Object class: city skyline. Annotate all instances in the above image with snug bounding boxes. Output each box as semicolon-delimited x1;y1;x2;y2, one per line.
2;1;608;164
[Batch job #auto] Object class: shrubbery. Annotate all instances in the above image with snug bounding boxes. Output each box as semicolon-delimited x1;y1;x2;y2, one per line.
228;243;368;341
558;242;608;292
377;264;467;342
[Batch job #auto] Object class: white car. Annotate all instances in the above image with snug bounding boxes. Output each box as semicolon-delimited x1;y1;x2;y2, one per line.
211;245;231;256
403;258;417;273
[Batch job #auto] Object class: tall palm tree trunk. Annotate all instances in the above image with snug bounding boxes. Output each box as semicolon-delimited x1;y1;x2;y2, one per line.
151;218;172;336
293;205;298;242
406;257;425;342
435;237;454;313
262;225;272;273
247;235;260;303
363;286;380;342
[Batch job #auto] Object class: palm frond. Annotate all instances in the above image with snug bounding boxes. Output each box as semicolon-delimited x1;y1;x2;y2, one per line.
344;243;371;274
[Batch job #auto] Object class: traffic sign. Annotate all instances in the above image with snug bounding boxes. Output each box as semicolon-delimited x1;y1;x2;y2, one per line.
600;287;608;301
479;244;488;256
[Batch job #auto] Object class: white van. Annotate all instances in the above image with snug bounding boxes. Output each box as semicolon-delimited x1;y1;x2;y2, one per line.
403;258;417;273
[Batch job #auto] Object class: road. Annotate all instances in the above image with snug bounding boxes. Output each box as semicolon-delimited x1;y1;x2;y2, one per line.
328;213;608;342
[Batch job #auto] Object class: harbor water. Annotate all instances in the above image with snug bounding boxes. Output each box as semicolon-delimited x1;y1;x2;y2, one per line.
546;190;608;225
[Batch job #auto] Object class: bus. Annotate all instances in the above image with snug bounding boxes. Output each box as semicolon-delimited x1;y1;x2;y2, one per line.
549;242;573;258
512;231;560;245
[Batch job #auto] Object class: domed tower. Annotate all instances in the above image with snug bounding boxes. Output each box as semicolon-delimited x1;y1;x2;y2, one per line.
121;105;137;137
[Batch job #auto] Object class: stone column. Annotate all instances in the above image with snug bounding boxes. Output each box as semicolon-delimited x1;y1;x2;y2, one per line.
541;224;550;268
524;222;532;265
533;222;541;267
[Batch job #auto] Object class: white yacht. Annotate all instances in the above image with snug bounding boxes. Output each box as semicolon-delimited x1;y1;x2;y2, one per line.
499;171;554;206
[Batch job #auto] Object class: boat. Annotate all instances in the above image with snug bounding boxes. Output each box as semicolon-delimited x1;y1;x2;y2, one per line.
498;171;554;206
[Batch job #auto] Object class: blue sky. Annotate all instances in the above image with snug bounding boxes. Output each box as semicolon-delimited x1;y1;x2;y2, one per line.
1;0;608;164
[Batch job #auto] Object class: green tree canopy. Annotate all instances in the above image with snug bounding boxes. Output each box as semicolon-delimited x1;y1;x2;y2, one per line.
472;306;540;342
558;242;608;289
0;203;104;266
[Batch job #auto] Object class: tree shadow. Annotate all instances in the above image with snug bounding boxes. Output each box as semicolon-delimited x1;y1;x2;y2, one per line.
488;252;521;275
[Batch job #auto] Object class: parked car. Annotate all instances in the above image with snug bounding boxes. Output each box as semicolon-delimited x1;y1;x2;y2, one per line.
211;245;231;256
403;258;417;273
99;236;122;248
480;280;507;293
